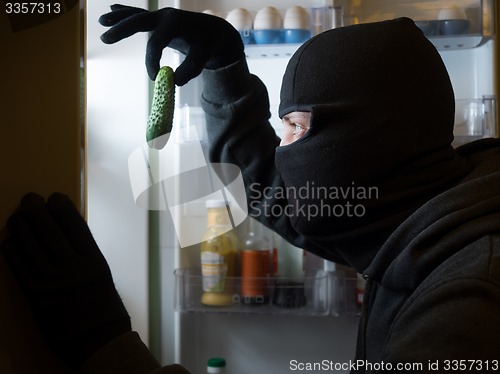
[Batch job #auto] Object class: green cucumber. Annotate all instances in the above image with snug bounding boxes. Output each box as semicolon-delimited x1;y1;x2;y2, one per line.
146;66;175;149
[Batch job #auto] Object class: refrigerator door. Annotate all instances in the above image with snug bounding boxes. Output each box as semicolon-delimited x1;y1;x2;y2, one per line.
1;4;83;373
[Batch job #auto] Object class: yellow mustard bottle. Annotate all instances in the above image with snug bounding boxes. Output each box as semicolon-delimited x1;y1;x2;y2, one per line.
200;200;238;306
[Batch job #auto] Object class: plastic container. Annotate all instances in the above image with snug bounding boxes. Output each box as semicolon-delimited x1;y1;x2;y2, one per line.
283;29;311;43
253;29;282;44
311;0;344;36
452;96;497;147
207;357;226;373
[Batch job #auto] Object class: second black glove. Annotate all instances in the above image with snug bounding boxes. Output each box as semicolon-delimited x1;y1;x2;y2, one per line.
1;193;132;369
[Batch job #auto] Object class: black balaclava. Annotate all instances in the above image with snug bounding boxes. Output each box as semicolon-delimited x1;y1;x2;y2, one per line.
275;18;469;272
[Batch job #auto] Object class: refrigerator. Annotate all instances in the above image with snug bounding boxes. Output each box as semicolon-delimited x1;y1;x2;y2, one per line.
86;1;498;373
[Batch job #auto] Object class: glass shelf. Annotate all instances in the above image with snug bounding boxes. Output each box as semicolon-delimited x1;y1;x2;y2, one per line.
429;35;487;50
174;268;331;316
244;43;302;59
241;0;494;57
243;33;491;60
174;268;364;317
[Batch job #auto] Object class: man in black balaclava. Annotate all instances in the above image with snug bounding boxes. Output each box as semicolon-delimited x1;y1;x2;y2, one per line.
275;18;470;271
2;6;500;374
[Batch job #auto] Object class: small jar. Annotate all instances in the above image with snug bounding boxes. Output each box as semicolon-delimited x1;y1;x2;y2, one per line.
207;357;226;373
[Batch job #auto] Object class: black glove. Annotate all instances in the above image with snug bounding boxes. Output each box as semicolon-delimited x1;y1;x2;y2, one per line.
1;193;131;369
98;4;245;85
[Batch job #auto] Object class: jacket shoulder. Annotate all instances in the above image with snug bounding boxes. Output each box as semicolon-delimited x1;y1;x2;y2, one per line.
382;234;500;363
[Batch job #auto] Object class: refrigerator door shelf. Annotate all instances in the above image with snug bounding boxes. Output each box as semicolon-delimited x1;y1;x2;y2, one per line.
350;0;494;40
174;268;332;316
243;34;490;59
174;268;366;317
244;43;302;59
429;35;488;50
240;0;495;58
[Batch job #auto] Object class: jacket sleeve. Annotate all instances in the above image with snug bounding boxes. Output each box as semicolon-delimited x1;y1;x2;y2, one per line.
200;59;345;263
78;331;190;374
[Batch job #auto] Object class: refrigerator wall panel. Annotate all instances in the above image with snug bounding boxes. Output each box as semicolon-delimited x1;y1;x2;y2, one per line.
86;0;151;344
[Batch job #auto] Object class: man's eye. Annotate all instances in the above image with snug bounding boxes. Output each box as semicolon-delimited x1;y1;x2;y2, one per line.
293;124;301;134
293;124;306;137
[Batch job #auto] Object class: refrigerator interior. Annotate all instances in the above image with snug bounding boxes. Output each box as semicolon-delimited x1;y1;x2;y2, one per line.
86;0;497;373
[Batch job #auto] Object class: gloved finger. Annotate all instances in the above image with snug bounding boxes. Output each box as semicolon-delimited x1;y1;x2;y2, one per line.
100;10;159;44
174;43;211;86
46;193;102;258
1;237;36;289
144;14;181;80
145;36;165;80
110;3;145;12
5;213;54;278
98;4;148;27
15;193;76;265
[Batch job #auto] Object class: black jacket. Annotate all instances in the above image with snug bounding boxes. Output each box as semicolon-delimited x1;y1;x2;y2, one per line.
359;139;500;371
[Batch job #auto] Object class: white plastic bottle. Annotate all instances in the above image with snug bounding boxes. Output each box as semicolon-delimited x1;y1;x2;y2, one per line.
207;357;226;373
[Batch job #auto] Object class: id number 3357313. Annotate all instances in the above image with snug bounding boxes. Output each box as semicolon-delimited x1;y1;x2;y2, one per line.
442;359;499;371
5;2;62;14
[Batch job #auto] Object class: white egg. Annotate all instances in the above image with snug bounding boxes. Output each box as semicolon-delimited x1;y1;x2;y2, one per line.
225;8;253;31
284;6;310;30
254;6;282;30
438;6;467;20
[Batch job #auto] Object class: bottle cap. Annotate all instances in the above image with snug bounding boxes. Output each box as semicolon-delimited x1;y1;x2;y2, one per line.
208;357;226;367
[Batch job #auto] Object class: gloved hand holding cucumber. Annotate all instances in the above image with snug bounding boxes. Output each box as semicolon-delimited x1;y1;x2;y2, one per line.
99;5;245;149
